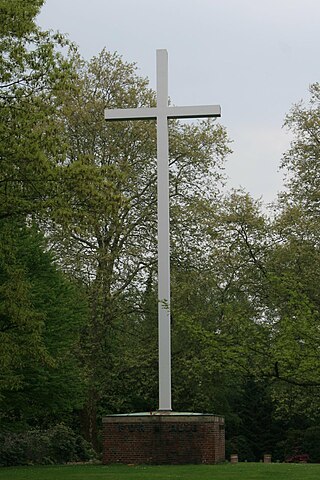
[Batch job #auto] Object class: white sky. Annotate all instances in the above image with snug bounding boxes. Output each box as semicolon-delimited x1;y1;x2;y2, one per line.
37;0;320;204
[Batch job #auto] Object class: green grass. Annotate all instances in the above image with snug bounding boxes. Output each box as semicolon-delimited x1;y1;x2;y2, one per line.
0;463;320;480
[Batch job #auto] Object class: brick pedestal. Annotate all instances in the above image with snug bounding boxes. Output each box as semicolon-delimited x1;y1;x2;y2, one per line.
102;412;225;464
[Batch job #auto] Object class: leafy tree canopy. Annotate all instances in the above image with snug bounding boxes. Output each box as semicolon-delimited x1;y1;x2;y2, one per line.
0;0;77;220
0;219;88;428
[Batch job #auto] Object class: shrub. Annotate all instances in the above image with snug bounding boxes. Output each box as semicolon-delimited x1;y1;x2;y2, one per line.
274;427;320;463
47;424;77;464
0;425;96;466
302;426;320;463
226;435;255;462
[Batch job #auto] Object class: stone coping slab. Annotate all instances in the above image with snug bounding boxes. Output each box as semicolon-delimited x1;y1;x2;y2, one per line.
103;412;224;424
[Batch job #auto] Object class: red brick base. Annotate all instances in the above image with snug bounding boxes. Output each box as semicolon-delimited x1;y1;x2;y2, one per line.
102;412;225;464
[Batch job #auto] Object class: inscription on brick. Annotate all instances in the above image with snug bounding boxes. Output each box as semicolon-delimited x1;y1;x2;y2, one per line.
154;424;199;433
117;423;198;434
117;424;145;432
169;424;198;433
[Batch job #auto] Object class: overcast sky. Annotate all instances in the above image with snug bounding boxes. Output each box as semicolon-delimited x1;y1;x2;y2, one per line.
38;0;320;204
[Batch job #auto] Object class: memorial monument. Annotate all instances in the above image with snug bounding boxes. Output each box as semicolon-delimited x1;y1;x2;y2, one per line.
102;50;225;464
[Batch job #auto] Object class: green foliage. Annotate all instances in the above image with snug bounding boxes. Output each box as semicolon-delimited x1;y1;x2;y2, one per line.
226;435;255;462
281;83;320;213
0;219;48;395
263;83;320;415
0;219;88;427
274;427;320;463
0;424;95;466
302;427;320;463
226;378;281;462
0;0;44;38
0;0;77;220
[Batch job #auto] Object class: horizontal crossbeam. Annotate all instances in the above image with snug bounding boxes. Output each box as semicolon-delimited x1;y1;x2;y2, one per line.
104;105;221;122
167;105;221;119
104;107;157;121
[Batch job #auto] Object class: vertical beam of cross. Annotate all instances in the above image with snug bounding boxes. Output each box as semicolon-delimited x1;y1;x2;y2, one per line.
105;49;221;412
156;50;171;411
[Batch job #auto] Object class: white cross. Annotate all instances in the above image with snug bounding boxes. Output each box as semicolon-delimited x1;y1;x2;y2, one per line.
105;49;221;411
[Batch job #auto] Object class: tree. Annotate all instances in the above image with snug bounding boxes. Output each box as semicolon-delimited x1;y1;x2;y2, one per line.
263;84;320;416
0;0;76;220
202;180;320;421
0;220;46;396
0;219;88;429
35;48;230;443
281;83;320;217
0;0;43;38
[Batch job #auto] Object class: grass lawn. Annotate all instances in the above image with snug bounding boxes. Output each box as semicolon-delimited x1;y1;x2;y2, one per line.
0;463;320;480
1;463;320;480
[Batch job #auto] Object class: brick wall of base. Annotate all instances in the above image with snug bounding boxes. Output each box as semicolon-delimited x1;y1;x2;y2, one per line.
102;413;225;464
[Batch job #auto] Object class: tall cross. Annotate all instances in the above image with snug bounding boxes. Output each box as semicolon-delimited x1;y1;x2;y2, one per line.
105;49;221;411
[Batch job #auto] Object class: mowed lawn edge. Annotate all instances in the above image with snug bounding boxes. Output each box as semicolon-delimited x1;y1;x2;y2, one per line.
1;463;320;480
